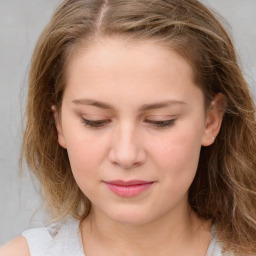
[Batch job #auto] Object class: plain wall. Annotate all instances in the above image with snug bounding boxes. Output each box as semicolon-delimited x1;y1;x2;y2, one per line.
0;0;255;244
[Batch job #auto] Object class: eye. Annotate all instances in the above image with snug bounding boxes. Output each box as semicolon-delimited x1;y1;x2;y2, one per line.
81;118;111;128
145;119;176;128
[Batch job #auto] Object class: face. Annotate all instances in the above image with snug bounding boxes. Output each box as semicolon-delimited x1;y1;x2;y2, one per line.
55;38;220;225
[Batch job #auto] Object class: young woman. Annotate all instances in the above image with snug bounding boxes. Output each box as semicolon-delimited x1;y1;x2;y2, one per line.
1;0;256;255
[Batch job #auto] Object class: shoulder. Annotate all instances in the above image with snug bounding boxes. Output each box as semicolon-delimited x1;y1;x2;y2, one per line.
0;236;30;256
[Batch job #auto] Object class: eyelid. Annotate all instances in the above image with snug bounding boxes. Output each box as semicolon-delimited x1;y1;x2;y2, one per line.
145;118;176;128
145;115;176;120
81;118;111;128
81;114;110;120
80;115;177;129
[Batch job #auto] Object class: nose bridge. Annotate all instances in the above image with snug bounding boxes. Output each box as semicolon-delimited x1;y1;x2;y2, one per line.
109;121;145;168
118;123;137;152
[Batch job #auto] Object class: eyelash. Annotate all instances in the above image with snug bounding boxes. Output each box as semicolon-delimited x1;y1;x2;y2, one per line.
145;119;176;128
81;119;110;128
81;118;176;129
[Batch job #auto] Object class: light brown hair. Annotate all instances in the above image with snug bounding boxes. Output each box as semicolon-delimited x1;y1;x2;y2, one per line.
22;0;256;254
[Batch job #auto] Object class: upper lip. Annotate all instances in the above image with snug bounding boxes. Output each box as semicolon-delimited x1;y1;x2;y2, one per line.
104;180;154;186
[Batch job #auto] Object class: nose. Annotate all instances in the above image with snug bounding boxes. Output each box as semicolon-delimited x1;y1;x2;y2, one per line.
108;124;146;169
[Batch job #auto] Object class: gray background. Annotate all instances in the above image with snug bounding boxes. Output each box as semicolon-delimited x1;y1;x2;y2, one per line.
0;0;255;245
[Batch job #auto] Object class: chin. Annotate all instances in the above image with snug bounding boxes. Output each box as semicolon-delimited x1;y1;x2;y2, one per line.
104;206;158;226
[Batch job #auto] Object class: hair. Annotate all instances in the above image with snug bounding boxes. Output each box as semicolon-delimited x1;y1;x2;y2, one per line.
22;0;256;254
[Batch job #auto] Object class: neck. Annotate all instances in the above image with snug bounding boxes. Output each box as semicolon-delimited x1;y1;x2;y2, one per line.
81;202;211;256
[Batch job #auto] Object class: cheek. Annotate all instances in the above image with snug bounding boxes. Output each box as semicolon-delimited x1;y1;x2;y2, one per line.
149;125;203;182
67;137;105;171
64;132;109;198
61;119;109;181
148;129;203;208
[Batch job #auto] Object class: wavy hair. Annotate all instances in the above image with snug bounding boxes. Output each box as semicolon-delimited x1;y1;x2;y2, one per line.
22;0;256;254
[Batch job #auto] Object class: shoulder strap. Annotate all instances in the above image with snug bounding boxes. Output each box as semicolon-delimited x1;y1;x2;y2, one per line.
22;227;52;256
21;219;84;256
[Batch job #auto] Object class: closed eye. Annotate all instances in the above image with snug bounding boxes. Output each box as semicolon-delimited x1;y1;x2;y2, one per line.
81;118;176;129
145;119;176;128
81;118;111;128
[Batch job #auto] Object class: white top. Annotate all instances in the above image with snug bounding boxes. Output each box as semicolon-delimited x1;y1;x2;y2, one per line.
22;219;225;256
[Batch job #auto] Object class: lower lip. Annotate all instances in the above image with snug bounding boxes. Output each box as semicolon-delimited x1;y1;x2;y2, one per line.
104;182;154;197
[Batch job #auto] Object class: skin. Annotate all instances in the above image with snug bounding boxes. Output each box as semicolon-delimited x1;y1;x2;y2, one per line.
0;38;225;255
0;236;30;256
56;38;225;256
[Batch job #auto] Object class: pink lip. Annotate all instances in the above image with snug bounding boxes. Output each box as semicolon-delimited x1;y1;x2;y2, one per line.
104;180;154;198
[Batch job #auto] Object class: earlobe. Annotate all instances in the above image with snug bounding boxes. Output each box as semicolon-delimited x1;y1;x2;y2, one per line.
51;105;67;149
201;93;226;146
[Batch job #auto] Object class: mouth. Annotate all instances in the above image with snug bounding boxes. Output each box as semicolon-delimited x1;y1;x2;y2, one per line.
103;180;155;198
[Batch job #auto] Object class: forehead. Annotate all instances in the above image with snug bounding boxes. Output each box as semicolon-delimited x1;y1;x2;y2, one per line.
67;37;192;69
63;37;203;108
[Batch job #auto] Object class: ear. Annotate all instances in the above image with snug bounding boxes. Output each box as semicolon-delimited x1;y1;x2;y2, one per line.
51;105;67;149
201;93;226;146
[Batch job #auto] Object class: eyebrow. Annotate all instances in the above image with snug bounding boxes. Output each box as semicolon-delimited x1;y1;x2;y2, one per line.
72;98;186;111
